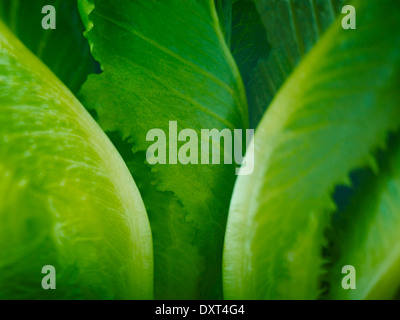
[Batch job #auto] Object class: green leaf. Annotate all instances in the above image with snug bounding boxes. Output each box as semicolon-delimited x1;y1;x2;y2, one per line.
327;135;400;300
223;0;400;300
78;0;248;299
215;0;232;46
0;21;153;299
229;0;270;128
216;0;344;128
255;0;344;70
253;0;345;124
0;0;97;93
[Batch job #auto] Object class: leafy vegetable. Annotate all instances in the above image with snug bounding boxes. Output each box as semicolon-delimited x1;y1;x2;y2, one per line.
223;0;400;300
227;0;270;128
78;0;248;299
255;0;344;70
227;0;345;128
327;134;400;300
0;0;96;94
0;21;153;299
215;0;232;45
0;0;399;301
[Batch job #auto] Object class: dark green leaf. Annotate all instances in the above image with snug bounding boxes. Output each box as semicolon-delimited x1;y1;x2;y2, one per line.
327;134;400;300
79;0;248;299
0;0;97;93
215;0;232;46
230;0;270;128
0;21;153;299
223;0;400;299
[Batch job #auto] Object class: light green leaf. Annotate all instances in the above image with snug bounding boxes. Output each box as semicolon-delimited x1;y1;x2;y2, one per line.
223;0;400;300
0;0;97;93
327;135;400;300
78;0;248;299
255;0;344;70
0;21;153;300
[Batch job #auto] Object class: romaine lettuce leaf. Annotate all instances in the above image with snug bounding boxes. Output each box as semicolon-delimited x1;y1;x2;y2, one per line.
328;135;400;300
0;0;97;93
0;21;153;300
223;0;400;299
78;0;248;299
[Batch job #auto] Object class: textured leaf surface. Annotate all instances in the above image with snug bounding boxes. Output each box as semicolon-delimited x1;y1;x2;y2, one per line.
0;21;153;299
328;135;400;300
223;0;400;300
79;0;248;299
215;0;232;46
230;0;270;128
248;0;344;127
0;0;96;93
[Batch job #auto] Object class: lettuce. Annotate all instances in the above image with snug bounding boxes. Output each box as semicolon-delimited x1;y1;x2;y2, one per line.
223;0;400;299
1;0;400;301
0;21;153;299
78;0;248;299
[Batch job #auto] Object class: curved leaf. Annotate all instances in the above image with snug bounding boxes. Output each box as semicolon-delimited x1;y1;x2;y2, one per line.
216;0;345;128
230;0;270;128
255;0;344;70
327;135;400;300
0;21;153;299
215;0;232;45
78;0;248;299
252;0;345;127
0;0;97;93
223;0;400;300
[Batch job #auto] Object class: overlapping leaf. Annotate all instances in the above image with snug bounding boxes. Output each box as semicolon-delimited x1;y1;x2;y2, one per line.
78;0;248;299
0;0;96;93
223;0;400;299
228;0;270;128
327;134;400;300
215;0;232;45
220;0;344;127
